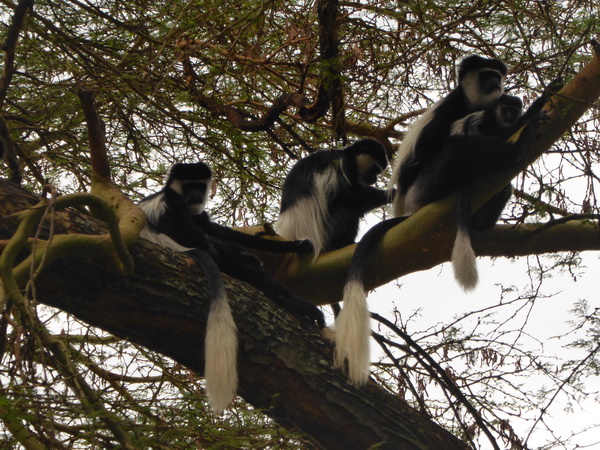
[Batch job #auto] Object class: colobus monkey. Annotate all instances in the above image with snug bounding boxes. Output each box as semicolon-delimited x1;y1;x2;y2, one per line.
139;162;324;414
447;83;560;288
141;166;313;254
275;138;391;257
337;91;551;383
388;55;507;291
274;139;391;385
390;55;508;217
402;94;549;292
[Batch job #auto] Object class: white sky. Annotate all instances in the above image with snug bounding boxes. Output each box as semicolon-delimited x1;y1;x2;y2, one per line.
361;215;600;448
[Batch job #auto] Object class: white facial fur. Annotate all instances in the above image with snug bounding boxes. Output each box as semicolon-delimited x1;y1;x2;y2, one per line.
168;178;185;196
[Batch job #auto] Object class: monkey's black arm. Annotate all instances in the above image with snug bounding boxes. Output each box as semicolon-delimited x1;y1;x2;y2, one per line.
207;237;325;327
412;91;468;161
426;138;515;189
217;224;314;253
352;185;392;211
193;214;313;253
419;116;544;206
520;79;563;123
161;216;211;250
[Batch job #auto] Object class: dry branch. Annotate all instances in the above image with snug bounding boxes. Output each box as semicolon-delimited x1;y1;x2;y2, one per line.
299;0;345;142
77;89;112;181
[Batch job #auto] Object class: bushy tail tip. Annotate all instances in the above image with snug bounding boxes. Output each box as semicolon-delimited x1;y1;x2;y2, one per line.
451;229;478;292
333;279;371;385
204;292;238;414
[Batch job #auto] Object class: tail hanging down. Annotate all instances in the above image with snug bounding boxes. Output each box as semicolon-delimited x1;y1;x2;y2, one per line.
334;278;371;385
451;188;479;291
334;217;407;385
194;251;238;414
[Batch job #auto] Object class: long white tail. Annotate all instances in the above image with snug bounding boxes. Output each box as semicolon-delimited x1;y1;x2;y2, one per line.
451;188;479;291
137;206;239;414
192;250;238;414
205;290;238;414
451;227;478;291
334;279;371;385
333;218;407;384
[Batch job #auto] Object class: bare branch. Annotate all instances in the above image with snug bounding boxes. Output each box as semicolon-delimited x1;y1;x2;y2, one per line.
0;0;34;109
76;89;111;181
299;0;346;142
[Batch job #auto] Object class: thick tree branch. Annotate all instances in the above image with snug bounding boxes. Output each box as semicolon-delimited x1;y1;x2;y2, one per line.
473;220;600;257
76;88;145;263
0;179;468;449
251;211;600;305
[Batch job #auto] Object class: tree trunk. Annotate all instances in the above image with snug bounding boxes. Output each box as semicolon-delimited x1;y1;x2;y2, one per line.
0;179;468;449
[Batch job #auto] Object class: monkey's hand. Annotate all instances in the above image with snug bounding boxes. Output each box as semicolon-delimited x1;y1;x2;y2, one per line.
544;78;564;98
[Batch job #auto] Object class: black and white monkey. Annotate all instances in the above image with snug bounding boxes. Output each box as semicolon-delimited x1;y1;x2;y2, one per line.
274;138;391;384
338;77;556;384
346;95;534;295
275;138;391;257
139;162;325;414
333;98;524;384
388;55;508;291
389;56;558;287
400;77;559;290
390;55;509;218
438;84;559;288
